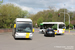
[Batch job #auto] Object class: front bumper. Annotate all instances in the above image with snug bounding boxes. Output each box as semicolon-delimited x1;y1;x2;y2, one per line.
46;32;55;35
15;33;33;38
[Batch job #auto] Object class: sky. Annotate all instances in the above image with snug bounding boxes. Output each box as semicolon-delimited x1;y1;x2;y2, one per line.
1;0;75;14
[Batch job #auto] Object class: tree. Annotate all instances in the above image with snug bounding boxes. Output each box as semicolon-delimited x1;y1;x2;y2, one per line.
30;7;74;27
30;9;54;26
0;0;3;5
37;17;43;26
0;3;28;28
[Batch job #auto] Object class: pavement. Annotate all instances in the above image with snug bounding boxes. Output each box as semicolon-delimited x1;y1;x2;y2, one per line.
0;28;75;50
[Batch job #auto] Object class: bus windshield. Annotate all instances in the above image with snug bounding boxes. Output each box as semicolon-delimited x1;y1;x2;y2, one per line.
16;22;32;33
59;24;65;29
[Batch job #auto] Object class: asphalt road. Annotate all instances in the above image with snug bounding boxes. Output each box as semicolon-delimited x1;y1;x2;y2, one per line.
0;28;75;50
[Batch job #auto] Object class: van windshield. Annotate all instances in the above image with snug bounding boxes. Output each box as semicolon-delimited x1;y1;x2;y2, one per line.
16;22;32;33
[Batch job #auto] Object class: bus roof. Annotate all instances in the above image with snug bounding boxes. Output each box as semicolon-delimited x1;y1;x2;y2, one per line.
40;22;65;24
16;18;32;22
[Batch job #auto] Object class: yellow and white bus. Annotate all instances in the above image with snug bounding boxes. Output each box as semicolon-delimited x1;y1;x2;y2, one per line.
40;22;65;34
12;18;34;40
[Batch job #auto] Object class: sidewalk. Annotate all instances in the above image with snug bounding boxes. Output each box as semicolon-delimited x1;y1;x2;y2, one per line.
65;31;75;35
0;29;12;33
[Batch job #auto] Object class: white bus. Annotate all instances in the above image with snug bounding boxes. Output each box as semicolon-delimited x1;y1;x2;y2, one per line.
12;18;34;40
40;22;65;34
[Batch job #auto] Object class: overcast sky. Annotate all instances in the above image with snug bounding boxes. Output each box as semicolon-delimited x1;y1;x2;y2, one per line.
1;0;75;14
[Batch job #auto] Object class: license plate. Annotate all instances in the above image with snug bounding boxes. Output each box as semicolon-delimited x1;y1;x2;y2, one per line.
48;31;53;33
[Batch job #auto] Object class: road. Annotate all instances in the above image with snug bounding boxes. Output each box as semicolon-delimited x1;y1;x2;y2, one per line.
0;28;75;50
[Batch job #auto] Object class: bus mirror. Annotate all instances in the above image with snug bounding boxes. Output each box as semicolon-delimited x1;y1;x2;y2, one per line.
33;29;34;33
14;24;16;28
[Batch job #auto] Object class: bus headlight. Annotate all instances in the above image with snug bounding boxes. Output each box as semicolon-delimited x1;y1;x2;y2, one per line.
30;33;32;35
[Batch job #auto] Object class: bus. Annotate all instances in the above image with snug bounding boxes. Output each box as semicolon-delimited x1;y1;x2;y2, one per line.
40;22;65;34
12;18;34;40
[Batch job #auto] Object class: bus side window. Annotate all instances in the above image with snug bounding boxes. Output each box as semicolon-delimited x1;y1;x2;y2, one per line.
52;24;57;30
44;26;46;29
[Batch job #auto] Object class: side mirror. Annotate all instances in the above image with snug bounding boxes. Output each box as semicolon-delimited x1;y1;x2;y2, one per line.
32;29;34;33
14;24;16;28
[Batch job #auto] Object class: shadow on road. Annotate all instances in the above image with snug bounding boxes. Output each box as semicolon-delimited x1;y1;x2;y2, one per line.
14;38;32;40
44;35;55;37
55;34;64;36
39;32;44;34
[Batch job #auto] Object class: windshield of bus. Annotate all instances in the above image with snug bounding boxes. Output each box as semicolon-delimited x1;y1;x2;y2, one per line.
59;24;65;29
16;22;32;33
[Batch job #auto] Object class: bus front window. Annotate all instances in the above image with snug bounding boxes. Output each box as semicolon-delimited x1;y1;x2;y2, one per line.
16;24;32;33
59;24;65;29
